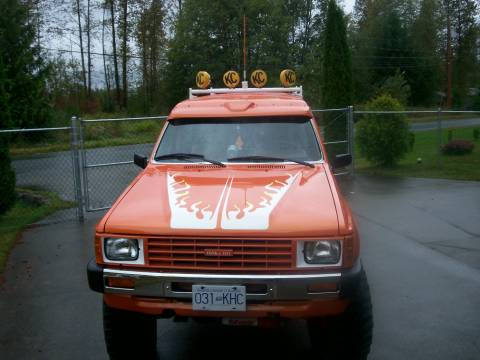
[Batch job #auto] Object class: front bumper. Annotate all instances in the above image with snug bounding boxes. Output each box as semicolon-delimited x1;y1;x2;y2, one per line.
87;258;362;301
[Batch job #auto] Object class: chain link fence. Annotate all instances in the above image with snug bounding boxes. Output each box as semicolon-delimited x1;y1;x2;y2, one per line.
0;110;353;223
3;106;478;224
78;116;166;212
313;107;354;174
0;127;79;223
353;109;480;171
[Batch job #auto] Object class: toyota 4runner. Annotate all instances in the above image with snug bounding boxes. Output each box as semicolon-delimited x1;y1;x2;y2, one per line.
87;82;373;360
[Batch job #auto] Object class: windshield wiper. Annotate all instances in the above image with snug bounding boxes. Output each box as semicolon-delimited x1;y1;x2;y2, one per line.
155;153;225;167
227;155;314;168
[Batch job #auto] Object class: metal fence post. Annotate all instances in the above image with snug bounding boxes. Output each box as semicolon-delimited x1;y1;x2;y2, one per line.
437;107;442;168
70;116;84;222
348;105;355;176
78;118;90;213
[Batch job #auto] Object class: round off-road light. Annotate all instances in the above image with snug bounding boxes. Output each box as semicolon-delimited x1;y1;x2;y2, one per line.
223;70;240;88
196;71;211;89
250;69;267;88
280;69;296;87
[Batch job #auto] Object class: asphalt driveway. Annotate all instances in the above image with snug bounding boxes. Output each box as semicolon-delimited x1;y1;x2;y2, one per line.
0;174;479;360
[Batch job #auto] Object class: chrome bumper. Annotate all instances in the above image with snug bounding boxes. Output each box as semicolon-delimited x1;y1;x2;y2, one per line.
88;259;362;301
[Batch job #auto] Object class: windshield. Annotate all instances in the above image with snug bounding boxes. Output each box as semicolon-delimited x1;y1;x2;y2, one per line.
154;117;322;163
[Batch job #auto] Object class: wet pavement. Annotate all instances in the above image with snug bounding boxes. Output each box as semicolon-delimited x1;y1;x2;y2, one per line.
0;174;479;360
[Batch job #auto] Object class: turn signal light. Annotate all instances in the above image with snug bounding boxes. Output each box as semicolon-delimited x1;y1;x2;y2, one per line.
307;282;338;293
106;277;135;289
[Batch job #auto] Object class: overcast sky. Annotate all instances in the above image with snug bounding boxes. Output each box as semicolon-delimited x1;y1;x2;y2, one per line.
343;0;355;14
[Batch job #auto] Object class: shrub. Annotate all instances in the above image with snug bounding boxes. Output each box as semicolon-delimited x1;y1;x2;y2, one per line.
356;95;411;166
0;136;16;215
442;140;474;156
474;128;479;141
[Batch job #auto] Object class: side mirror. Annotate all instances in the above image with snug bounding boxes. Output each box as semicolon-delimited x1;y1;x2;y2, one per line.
134;154;148;169
332;154;352;170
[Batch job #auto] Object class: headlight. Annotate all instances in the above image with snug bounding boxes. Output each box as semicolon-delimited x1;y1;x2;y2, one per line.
104;238;139;261
303;240;341;264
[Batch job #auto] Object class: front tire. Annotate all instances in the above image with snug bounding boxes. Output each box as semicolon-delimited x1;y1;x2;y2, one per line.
308;269;373;359
103;302;157;360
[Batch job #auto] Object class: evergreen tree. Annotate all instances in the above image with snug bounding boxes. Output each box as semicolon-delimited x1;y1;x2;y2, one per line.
322;0;352;107
449;0;478;108
351;0;386;103
371;9;410;85
0;0;51;214
0;51;15;215
136;0;166;112
0;133;15;215
351;0;417;104
321;0;352;155
165;0;245;107
409;0;441;106
0;0;51;130
289;0;329;107
164;0;308;108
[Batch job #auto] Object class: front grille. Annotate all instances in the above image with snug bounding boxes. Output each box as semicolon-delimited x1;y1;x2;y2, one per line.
146;238;294;272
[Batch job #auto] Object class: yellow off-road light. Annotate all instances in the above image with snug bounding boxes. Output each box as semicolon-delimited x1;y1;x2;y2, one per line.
196;71;211;89
250;69;267;88
280;69;296;87
223;70;240;88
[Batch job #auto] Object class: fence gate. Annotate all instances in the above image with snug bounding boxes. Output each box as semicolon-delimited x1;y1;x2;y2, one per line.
76;116;166;214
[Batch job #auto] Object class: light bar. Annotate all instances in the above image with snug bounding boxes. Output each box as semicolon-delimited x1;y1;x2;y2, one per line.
189;86;303;99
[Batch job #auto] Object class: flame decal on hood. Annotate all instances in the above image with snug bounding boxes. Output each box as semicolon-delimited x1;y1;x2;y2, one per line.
167;172;300;230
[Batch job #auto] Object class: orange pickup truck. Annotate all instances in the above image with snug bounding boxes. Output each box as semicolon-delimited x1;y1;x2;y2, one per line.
87;84;373;360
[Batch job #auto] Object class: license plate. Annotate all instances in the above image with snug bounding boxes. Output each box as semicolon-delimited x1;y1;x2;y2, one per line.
192;285;246;311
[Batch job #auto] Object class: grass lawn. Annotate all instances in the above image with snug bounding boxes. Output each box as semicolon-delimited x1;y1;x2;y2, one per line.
356;126;480;181
10;134;158;157
401;112;477;124
0;188;74;273
9;118;164;158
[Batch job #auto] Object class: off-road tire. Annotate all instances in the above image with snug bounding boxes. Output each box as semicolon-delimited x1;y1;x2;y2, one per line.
307;269;373;360
103;302;157;360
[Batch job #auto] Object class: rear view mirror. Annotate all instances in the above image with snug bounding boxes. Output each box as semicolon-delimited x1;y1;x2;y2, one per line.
134;154;148;169
332;154;352;170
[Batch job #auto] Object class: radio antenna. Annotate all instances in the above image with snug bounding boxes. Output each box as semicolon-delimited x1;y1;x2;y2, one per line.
243;15;247;85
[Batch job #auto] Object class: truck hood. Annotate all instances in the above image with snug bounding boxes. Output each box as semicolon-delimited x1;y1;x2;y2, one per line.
103;164;339;237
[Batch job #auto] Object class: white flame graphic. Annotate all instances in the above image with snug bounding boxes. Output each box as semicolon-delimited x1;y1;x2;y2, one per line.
167;173;230;229
221;173;299;230
167;172;299;230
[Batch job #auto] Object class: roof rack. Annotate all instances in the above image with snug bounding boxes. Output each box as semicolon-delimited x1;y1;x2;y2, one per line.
189;86;303;99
